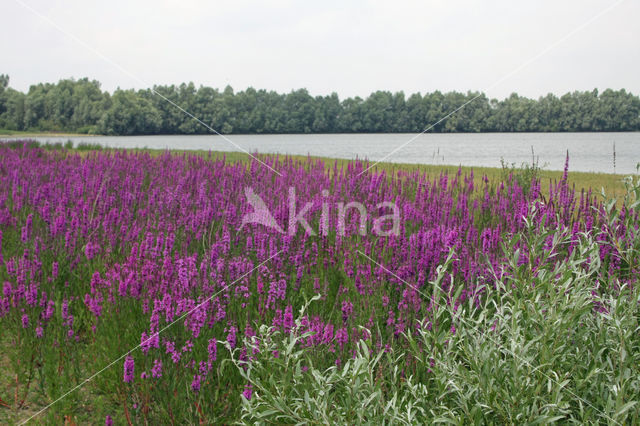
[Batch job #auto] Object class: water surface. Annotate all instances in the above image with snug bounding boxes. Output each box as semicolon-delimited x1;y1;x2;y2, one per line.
7;132;639;174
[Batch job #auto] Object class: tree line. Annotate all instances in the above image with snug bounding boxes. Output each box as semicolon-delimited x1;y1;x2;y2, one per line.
1;74;639;135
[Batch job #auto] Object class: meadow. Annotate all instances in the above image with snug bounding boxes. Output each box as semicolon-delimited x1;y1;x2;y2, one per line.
0;140;638;424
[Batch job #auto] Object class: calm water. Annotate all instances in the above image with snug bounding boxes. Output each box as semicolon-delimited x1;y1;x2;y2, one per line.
7;132;640;175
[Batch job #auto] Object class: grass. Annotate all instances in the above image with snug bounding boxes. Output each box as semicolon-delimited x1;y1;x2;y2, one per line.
118;147;630;200
0;335;119;425
0;129;97;138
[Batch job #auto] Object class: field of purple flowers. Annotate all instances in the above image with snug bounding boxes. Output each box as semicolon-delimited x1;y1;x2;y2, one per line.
1;141;639;424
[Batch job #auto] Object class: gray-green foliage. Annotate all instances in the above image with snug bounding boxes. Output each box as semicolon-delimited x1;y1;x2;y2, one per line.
229;186;640;425
227;297;420;425
406;216;639;424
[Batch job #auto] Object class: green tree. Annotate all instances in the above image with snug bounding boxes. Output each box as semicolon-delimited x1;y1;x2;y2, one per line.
2;74;639;134
98;89;161;135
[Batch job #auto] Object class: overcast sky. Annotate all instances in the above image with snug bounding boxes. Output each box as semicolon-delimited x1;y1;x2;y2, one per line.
3;0;639;100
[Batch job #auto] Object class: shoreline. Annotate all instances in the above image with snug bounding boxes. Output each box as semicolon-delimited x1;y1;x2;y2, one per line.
2;130;639;138
0;130;100;137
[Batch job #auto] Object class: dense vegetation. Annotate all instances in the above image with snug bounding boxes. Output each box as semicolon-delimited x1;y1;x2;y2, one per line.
1;75;639;135
1;141;639;424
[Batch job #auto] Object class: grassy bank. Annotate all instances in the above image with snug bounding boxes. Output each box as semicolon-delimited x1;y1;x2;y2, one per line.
0;129;98;138
131;147;631;200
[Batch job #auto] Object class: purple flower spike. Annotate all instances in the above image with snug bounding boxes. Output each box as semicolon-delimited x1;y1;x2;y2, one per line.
191;374;202;392
21;314;29;328
242;383;253;400
123;356;135;383
151;359;163;378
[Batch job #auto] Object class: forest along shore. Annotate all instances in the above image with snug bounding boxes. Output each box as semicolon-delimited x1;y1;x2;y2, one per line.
1;75;639;135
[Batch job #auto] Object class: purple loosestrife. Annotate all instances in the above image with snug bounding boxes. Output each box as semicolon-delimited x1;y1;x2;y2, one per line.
25;285;38;306
0;141;634;418
272;308;283;329
85;242;100;260
140;332;159;354
123;356;135;383
188;304;207;338
336;327;348;350
283;305;294;333
21;214;33;243
322;323;334;345
191;374;202;393
227;326;237;349
207;339;218;363
242;383;253;400
151;359;163;378
341;300;353;323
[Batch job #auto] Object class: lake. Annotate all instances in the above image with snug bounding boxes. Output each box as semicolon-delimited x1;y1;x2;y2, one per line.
7;132;640;175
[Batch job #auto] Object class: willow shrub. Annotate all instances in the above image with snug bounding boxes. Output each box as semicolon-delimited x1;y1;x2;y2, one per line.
231;182;640;425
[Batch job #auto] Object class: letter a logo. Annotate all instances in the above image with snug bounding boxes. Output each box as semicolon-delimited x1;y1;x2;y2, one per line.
238;187;285;233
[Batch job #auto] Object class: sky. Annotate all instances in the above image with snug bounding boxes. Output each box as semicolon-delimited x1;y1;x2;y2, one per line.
2;0;639;100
